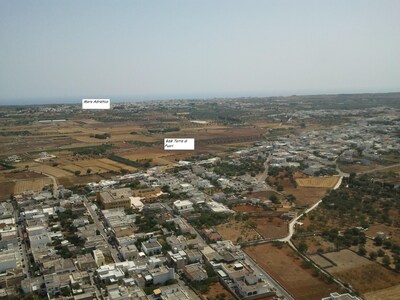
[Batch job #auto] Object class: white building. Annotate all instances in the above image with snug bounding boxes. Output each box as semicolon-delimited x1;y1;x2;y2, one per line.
0;252;17;273
129;197;144;211
93;249;105;267
173;200;194;214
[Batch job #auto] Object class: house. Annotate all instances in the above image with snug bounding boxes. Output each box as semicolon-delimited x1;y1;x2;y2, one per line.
141;239;162;256
183;263;208;281
172;200;194;214
202;228;222;243
322;292;361;300
152;284;190;300
120;244;139;261
148;265;175;285
97;188;132;209
93;249;105;267
76;254;97;271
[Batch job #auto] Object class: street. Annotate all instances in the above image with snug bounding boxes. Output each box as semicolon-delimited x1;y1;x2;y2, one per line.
82;196;120;263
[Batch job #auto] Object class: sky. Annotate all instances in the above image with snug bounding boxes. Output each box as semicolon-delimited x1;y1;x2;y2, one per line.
0;0;399;105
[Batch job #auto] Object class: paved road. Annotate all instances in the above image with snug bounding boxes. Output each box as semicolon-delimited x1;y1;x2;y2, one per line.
15;210;31;278
278;176;343;243
244;251;295;300
82;197;120;263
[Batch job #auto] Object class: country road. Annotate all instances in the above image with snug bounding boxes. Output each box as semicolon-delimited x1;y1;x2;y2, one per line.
278;176;343;243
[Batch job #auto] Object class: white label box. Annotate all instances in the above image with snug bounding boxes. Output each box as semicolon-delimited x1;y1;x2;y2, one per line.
164;138;195;150
82;99;111;109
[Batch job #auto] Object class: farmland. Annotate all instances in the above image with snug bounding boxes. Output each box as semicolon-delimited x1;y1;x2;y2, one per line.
296;176;340;188
364;284;400;300
283;186;328;207
244;244;342;300
322;249;373;272
14;178;52;194
331;263;400;295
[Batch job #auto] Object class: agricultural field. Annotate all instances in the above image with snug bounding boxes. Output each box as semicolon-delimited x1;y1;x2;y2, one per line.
295;236;336;254
244;244;342;300
0;171;52;199
296;176;340;188
332;263;400;296
364;284;400;300
253;216;288;239
14;178;52;194
30;165;73;178
59;158;137;174
320;249;400;296
323;249;373;272
283;186;328;207
58;174;105;187
0;182;15;200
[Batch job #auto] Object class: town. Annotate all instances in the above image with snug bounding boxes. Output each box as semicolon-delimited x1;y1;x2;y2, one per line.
0;94;399;300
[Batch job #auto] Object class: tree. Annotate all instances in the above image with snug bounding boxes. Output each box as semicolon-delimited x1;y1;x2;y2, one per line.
269;194;279;203
358;246;367;256
377;249;385;257
96;229;100;235
369;251;377;260
374;236;383;246
86;168;92;174
287;194;296;203
161;185;170;193
382;255;391;266
298;241;308;253
74;170;81;176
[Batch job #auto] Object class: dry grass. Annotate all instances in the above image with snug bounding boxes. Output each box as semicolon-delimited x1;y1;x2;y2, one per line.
31;165;73;177
333;263;400;295
364;284;400;300
14;178;52;194
215;220;261;243
323;249;373;272
296;176;340;188
201;282;235;300
283;187;328;207
253;216;288;239
244;244;341;300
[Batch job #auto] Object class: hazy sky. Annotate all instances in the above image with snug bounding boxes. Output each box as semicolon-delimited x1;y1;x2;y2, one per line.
1;0;399;104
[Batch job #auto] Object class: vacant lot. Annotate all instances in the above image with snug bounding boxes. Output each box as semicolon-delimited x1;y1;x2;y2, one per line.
14;178;52;194
295;236;336;254
253;216;288;239
333;263;400;295
201;282;235;300
233;204;265;213
283;187;328;207
364;284;400;300
323;249;373;273
244;244;340;300
216;220;261;244
309;254;334;268
296;176;340;188
247;191;281;201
